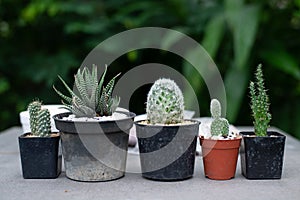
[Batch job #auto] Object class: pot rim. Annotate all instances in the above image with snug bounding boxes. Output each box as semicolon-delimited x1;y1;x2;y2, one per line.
240;131;286;138
53;111;136;124
199;135;242;142
200;136;241;149
134;119;200;128
19;132;60;139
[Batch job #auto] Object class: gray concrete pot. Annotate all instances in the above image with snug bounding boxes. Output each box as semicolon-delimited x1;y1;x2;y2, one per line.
53;111;135;182
135;120;199;181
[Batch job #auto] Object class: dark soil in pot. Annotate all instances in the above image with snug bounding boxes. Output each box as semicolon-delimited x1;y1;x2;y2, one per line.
135;120;199;181
240;131;286;179
18;133;61;179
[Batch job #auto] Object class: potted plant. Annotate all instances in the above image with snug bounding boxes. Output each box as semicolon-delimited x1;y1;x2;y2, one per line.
240;64;286;179
135;78;199;181
18;100;61;179
199;99;241;180
53;65;135;182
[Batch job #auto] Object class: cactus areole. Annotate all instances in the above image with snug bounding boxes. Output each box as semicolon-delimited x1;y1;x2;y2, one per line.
249;64;271;137
28;100;51;137
210;99;229;138
146;78;185;125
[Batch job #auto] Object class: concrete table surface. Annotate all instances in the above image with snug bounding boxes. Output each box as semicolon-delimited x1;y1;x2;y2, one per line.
0;126;299;200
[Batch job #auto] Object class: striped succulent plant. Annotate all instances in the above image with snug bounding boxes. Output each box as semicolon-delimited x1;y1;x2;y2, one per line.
53;65;120;117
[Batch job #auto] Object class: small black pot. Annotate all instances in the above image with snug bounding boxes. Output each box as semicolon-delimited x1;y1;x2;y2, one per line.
18;133;61;179
135;120;199;181
240;131;286;179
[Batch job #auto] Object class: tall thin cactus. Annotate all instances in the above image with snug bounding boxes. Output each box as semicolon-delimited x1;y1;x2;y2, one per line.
28;100;51;137
36;109;51;137
28;101;42;135
249;64;271;137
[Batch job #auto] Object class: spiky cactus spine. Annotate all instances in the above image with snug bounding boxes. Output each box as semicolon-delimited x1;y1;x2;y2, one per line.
36;109;51;137
28;101;51;137
28;101;42;135
210;99;229;137
146;78;184;124
249;64;271;137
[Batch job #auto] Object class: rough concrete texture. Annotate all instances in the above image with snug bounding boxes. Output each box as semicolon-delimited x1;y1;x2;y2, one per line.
1;127;300;200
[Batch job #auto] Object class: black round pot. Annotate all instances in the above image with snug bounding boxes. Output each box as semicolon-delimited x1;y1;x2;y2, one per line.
53;111;135;182
18;133;61;179
135;120;200;181
240;131;286;179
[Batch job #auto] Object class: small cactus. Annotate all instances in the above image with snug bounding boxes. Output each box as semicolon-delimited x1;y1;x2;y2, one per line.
146;78;184;124
36;109;51;137
28;101;42;135
249;64;271;137
210;99;229;137
210;99;221;118
28;100;51;137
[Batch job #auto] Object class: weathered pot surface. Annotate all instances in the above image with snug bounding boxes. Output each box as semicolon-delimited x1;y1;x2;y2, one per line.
53;111;135;182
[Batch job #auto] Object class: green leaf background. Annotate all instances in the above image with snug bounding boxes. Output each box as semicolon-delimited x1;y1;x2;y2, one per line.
0;0;299;139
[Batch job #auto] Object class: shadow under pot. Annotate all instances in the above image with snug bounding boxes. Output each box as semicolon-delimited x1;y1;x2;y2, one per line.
135;120;199;181
240;131;286;179
18;133;62;179
53;112;135;182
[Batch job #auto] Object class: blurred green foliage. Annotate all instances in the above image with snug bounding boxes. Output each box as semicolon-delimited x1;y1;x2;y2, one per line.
0;0;299;139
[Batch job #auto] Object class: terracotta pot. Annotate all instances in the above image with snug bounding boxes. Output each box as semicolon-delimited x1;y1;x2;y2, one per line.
200;137;241;180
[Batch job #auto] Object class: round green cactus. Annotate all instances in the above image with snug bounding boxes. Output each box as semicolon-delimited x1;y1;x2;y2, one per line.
146;78;184;124
210;99;229;137
211;118;229;137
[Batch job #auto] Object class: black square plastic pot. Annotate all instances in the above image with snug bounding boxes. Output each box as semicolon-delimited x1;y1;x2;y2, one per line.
135;120;199;181
240;131;286;179
19;133;61;179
